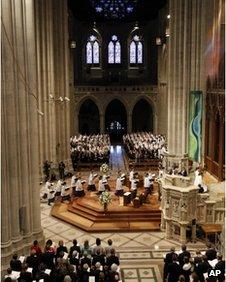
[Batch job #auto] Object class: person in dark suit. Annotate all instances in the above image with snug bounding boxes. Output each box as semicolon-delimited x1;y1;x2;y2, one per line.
26;249;40;277
205;243;217;261
58;161;66;180
214;253;225;282
69;239;81;258
43;160;51;181
178;245;191;266
18;264;32;282
34;263;51;282
167;254;182;282
80;251;91;268
10;254;22;272
106;249;119;268
69;250;80;267
92;250;105;266
56;240;68;258
193;256;205;282
163;247;177;280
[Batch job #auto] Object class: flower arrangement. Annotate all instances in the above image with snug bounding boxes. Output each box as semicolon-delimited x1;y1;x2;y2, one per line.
99;191;112;213
100;163;109;174
99;191;112;206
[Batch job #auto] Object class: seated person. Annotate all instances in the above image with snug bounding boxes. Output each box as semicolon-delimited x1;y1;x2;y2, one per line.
106;249;119;268
10;254;22;272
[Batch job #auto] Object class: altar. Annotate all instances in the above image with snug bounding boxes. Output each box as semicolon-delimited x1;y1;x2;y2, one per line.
51;180;161;232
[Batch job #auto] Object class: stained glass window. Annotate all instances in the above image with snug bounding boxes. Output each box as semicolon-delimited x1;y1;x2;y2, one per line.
108;35;121;64
86;35;100;64
115;41;121;63
108;41;114;63
137;42;143;63
86;42;92;64
129;35;143;64
93;41;99;64
130;41;136;64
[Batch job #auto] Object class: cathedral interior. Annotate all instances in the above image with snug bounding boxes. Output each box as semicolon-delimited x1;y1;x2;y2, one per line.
1;0;225;281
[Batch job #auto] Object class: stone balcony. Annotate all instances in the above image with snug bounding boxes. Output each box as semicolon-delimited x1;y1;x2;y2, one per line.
73;84;158;95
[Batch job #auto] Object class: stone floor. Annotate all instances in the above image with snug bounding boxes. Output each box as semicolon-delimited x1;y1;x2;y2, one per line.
41;203;207;282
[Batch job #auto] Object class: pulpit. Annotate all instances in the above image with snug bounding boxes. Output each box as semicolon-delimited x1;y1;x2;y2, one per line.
123;192;131;205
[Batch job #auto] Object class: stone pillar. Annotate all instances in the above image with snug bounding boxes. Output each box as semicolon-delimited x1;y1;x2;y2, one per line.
167;0;205;159
35;0;70;168
165;221;171;239
127;113;132;133
1;0;43;269
191;224;197;243
100;114;105;133
180;224;187;244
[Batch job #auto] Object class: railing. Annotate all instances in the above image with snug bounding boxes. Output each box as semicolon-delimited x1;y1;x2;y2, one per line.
74;85;158;95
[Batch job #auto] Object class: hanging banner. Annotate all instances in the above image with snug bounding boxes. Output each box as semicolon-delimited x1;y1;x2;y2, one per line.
188;91;203;162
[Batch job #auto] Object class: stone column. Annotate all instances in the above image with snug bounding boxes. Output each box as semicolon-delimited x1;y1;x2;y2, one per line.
1;0;43;269
167;0;205;159
165;220;171;239
180;224;187;244
127;113;132;133
35;0;70;168
100;114;105;133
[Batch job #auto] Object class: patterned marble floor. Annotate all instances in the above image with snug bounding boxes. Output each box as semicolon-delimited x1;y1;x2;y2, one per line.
41;203;206;282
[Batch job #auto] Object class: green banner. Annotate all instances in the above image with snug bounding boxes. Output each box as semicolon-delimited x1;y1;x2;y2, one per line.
188;91;203;162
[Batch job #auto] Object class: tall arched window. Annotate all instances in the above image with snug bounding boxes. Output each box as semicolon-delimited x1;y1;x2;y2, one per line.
108;35;121;64
86;35;100;64
129;35;143;64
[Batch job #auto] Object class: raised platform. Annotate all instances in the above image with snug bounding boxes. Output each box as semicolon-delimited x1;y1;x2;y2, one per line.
51;183;161;232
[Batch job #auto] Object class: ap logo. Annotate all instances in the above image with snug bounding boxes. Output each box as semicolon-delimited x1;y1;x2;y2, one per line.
208;269;221;277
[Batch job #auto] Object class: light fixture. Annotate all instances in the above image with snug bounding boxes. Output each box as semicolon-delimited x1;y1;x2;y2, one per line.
166;28;170;37
69;40;76;49
167;14;170;19
156;37;162;45
37;109;44;116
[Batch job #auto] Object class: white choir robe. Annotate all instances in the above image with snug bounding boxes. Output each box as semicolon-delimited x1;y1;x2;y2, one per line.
75;180;83;191
88;173;94;186
45;181;52;192
71;175;77;187
131;179;138;190
98;180;105;192
144;177;151;188
61;185;68;197
129;170;134;182
116;178;123;191
47;189;55;200
55;183;62;193
194;170;202;187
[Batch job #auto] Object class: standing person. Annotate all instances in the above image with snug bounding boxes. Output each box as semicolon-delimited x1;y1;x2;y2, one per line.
87;170;97;191
144;173;151;195
59;161;66;180
167;254;182;282
115;174;124;196
75;176;85;197
98;176;105;194
43;160;51;181
129;168;134;183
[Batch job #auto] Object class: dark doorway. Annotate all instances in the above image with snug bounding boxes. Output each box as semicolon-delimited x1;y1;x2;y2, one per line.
105;99;127;142
132;99;153;132
79;99;100;134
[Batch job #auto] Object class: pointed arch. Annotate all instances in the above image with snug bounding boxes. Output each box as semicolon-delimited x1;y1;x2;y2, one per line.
86;35;100;64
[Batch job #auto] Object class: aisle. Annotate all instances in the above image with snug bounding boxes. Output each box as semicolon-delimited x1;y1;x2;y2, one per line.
109;145;129;172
